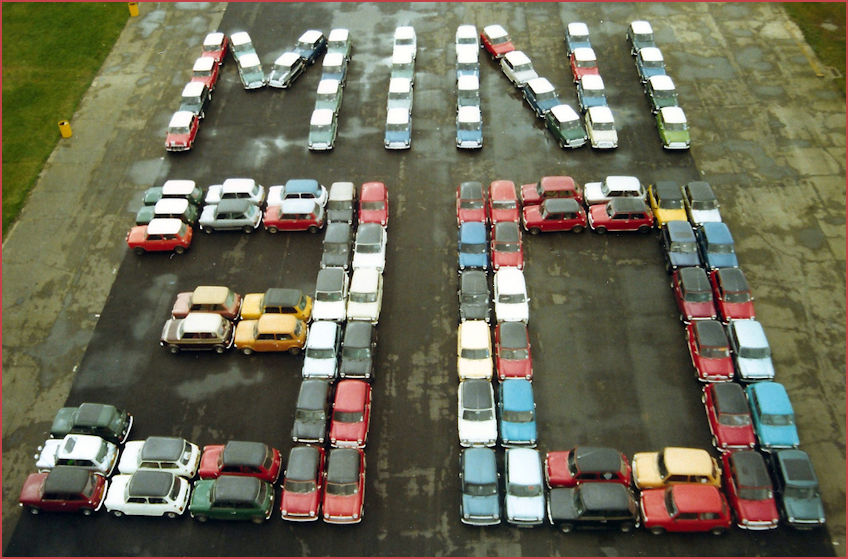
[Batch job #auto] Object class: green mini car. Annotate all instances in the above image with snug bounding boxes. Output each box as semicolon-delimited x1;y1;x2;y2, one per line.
189;475;274;523
656;106;690;150
544;104;587;149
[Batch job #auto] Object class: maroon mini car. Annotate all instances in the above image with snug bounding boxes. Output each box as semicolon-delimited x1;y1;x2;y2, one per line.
522;198;587;234
323;448;365;524
494;321;533;380
721;450;779;530
19;466;108;515
710;268;756;322
280;445;325;522
480;24;514;59
520;175;583;206
456;181;489;226
640;484;732;535
488;180;520;223
263;200;325;234
545;447;632;488
686;320;734;382
491;221;524;270
198;441;282;483
165;111;200;152
588;198;654;234
329;380;372;449
200;32;229;65
671;267;718;322
191;56;221;91
702;383;756;451
359;181;389;227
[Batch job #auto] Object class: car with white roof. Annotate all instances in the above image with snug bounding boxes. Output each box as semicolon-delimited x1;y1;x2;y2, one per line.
727;319;775;382
569;47;599;83
314;79;343;115
635;47;666;83
326;28;351;59
164;110;199;152
118;436;200;478
191;56;220;91
346;268;383;324
135;197;198;226
456;105;483;149
457;320;493;381
645;74;679;113
583;176;645;205
236;52;266;89
268;179;328;208
200;31;228;65
386;77;413;112
458;379;497;447
500;50;538;87
268;52;306;88
457;74;481;109
657;106;691;150
494;267;529;323
390;49;415;85
326;181;356;224
564;22;591;55
105;470;190;518
544;104;587;149
229;31;256;59
393;26;417;60
626;20;656;55
35;435;119;476
522;77;560;118
455;24;478;50
205;177;265;206
505;448;545;526
302;321;342;380
295;29;327;65
352;223;387;272
308;108;338;151
384;108;411;150
313;268;349;321
576;74;606;112
160;312;234;353
480;24;514;59
585;105;618;149
321;52;348;86
142;179;203;206
178;81;211;119
455;45;480;81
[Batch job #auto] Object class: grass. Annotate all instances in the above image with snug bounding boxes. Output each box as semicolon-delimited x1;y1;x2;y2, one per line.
1;2;128;236
782;2;846;94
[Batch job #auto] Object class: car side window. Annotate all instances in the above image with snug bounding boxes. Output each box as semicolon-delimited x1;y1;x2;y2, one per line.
128;497;145;504
677;512;697;520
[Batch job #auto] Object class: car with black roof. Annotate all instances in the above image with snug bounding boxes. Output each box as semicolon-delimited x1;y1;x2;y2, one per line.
105;470;190;518
458;269;490;323
49;403;132;445
547;482;640;532
339;320;377;381
292;380;332;444
321;222;354;270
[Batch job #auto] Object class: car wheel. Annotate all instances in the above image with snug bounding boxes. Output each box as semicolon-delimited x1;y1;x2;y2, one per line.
203;227;214;235
169;345;180;354
308;225;319;234
289;347;302;356
165;511;178;519
28;507;39;515
214;345;226;354
529;227;541;235
133;247;145;255
241;347;254;356
195;515;208;523
267;226;278;234
619;521;635;533
559;522;574;534
711;435;719;448
650;526;665;535
174;246;186;255
594;226;607;235
710;526;726;536
251;515;265;525
243;226;254;234
638;225;652;234
82;508;93;516
571;225;584;234
200;111;205;119
112;510;124;518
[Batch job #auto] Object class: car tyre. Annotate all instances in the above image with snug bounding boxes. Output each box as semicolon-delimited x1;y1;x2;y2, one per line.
650;526;665;535
82;508;93;516
638;225;652;234
241;347;254;355
165;511;178;519
203;227;214;235
112;510;124;518
594;226;607;235
174;246;186;255
195;515;208;523
133;247;145;255
711;435;719;448
267;226;279;234
169;345;180;354
308;225;319;234
243;226;254;234
571;225;584;234
559;522;574;534
251;516;265;525
214;345;226;354
710;526;726;536
619;521;635;533
289;347;302;356
28;507;40;515
529;227;541;235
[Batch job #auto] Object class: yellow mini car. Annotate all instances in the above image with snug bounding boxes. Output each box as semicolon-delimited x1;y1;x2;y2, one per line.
239;288;313;321
647;181;687;227
632;447;722;489
234;314;307;355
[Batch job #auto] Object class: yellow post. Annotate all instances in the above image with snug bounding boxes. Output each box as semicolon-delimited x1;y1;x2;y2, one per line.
58;120;72;138
128;2;139;17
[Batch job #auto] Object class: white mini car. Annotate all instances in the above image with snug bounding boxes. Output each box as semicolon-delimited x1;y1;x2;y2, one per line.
352;223;387;272
35;434;119;476
457;320;493;380
117;436;201;478
105;471;190;518
302;321;342;380
313;268;349;321
583;176;645;206
205;178;265;206
393;25;417;60
494;268;529;323
346;268;383;324
500;51;538;87
504;448;545;526
455;24;478;50
236;52;266;89
585;105;618;150
458;379;497;447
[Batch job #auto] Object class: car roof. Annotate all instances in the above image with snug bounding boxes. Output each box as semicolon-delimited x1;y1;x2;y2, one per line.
496;267;526;290
457;75;480;93
146;218;184;235
310;108;334;127
230;31;252;45
264;287;304;307
72;403;119;428
329;181;354;199
460;181;483;197
222;177;257;192
578;483;632;511
549;104;580;123
603;175;642;190
679;266;711;290
456;45;479;63
203;32;224;46
328;28;349;42
608;197;648;213
711;382;750;415
649;74;675;90
456;24;477;38
638;46;663;61
670;484;722;514
182;312;226;333
285;178;321;193
297;379;331;409
193;56;215;71
686;181;717;200
335;379;369;405
572;47;596;61
128;470;173;498
506;448;541;484
661;106;687;124
499;321;527;349
567;22;590;36
140;436;185;462
286;445;321;481
154;197;189;214
324;222;352;242
457;105;482;123
701;221;733;242
730;319;768;346
275;51;301;66
162;179;197;195
461;269;487;292
350;267;380;290
666;220;695;239
298;29;324;43
460;221;486;241
526;77;554;94
327;448;360;482
542;198;581;213
317;79;341;94
255;313;298;333
391;49;413;64
192;285;233;305
169;111;194;128
580;73;605;89
460;320;490;347
574;446;624;472
389;77;412;92
729;450;771;487
361;181;386;198
212;476;262;503
44;466;95;494
494;221;520;242
587;105;614;123
693;320;728;346
56;434;107;459
716;267;749;292
394;25;415;39
356;222;383;243
181;81;206;97
386;108;410;124
504;50;531;65
323;52;345;66
501;379;533;409
776;450;819;485
660;447;715;476
483;24;508;38
654;180;683;200
307;320;339;344
460;379;494;409
343;320;374;346
749;382;792;413
238;52;261;67
222;441;268;467
316;267;345;290
630;20;653;34
216;198;253;213
463;447;497;484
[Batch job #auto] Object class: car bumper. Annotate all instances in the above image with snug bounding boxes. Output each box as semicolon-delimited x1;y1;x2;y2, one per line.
309;143;333;151
461;514;501;526
165;144;190;152
457;140;483;149
591;141;617;149
664;142;690;150
385;142;410;150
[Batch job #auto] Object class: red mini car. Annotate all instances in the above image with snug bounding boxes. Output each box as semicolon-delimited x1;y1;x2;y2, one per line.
323;448;365;524
329;380;372;449
686;320;734;382
520;176;583;206
709;268;756;322
488;180;520;223
126;218;193;255
640;484;732;535
198;441;282;483
280;445;325;522
671;267;717;322
359;181;389;227
200;32;229;65
570;47;600;83
480;24;514;59
491;221;524;270
263;200;325;234
702;383;756;451
494;321;533;380
191;56;221;91
588;198;654;234
19;466;108;515
522;198;587;234
545;447;632;488
165;110;199;152
721;450;779;530
456;181;489;225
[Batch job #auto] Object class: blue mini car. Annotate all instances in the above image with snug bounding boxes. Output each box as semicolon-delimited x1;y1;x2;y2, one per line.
456;106;483;150
770;449;826;529
522;77;561;118
696;222;739;270
564;22;591;55
576;74;607;112
460;447;501;525
458;222;489;270
498;379;537;447
295;30;327;65
662;220;701;271
385;108;412;150
634;47;666;83
746;382;800;451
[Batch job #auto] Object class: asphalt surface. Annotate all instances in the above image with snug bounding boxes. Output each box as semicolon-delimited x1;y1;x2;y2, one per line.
3;2;844;556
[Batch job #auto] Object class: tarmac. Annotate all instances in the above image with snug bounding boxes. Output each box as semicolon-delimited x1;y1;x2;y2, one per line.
2;2;845;554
